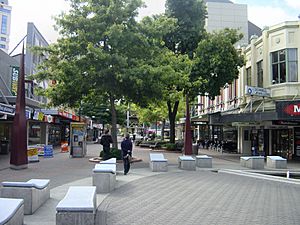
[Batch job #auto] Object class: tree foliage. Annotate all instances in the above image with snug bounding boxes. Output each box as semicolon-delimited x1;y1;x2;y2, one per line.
190;28;245;99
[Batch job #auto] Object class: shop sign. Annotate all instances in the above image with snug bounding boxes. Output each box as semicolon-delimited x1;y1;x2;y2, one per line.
273;120;300;126
277;101;300;120
0;103;15;115
245;85;270;97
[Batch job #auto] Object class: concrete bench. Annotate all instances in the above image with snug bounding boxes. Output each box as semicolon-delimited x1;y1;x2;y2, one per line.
267;156;287;169
56;186;96;225
92;164;116;193
240;156;265;169
100;157;116;164
178;156;196;171
196;155;212;168
149;153;168;172
1;179;50;215
0;198;24;225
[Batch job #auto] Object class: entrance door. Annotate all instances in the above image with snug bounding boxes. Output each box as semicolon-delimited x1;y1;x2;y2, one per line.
271;129;293;158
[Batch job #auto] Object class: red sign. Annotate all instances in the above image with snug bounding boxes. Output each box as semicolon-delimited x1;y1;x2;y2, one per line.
283;104;300;116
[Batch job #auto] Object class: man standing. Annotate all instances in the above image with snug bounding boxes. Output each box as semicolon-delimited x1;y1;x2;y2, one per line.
100;129;113;160
121;133;132;175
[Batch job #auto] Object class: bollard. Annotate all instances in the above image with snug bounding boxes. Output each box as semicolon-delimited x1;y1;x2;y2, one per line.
287;171;290;179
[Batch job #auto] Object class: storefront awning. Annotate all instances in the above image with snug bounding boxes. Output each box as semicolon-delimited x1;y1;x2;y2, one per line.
210;111;278;124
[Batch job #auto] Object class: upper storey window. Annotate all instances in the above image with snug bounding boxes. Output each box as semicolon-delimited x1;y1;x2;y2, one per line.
1;15;7;34
271;49;298;84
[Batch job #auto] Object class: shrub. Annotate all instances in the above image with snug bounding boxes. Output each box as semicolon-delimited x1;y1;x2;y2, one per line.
163;143;177;151
100;148;122;160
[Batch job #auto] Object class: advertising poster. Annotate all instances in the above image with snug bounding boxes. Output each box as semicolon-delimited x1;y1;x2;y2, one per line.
44;145;54;158
27;146;39;162
70;122;87;157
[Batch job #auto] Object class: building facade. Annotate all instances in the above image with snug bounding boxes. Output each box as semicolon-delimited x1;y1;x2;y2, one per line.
205;0;249;46
0;0;11;53
195;21;300;160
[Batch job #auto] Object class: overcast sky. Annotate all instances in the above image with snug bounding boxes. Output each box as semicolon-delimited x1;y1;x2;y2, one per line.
8;0;300;54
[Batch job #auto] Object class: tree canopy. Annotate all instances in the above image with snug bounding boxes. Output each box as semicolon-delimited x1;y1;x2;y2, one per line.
190;28;245;99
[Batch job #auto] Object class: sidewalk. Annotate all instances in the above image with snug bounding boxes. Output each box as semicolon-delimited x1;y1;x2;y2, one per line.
1;144;300;225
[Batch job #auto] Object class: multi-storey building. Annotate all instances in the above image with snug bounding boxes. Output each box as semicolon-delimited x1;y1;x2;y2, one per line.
195;21;300;160
0;0;11;53
205;0;249;45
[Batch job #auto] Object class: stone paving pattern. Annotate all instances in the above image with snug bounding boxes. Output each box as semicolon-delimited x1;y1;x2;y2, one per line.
1;142;300;225
105;170;300;225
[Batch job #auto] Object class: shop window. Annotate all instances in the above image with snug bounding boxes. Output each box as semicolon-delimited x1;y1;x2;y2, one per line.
29;123;41;145
257;61;263;87
271;49;298;84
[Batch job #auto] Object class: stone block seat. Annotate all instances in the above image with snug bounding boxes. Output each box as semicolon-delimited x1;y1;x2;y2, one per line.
178;156;196;171
56;186;96;225
240;156;265;169
267;156;287;169
92;164;116;193
100;157;116;164
196;155;212;168
0;198;24;225
149;153;168;172
1;179;50;215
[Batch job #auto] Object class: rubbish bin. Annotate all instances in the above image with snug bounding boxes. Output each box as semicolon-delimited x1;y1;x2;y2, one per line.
0;140;9;154
192;144;198;155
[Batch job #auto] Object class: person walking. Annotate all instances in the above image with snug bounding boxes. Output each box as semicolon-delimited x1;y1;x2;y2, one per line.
121;133;133;175
100;129;113;160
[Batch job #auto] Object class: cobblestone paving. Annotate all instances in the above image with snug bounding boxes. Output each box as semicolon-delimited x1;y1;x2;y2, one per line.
104;171;300;225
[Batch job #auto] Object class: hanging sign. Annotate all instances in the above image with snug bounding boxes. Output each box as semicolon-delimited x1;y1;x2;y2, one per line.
11;66;20;96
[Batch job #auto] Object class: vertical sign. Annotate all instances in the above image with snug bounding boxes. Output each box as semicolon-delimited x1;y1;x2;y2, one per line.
11;66;20;96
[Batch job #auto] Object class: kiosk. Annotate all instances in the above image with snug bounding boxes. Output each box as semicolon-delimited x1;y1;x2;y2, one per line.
70;122;87;158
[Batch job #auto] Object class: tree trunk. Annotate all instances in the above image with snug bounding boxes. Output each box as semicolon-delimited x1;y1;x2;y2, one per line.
109;93;118;149
167;100;179;144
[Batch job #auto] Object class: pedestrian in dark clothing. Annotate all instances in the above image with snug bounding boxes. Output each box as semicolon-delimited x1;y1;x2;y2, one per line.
100;129;113;160
121;133;133;175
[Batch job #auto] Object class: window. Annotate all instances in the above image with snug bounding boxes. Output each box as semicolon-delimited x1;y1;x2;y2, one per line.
0;36;6;41
257;61;263;87
288;49;298;82
271;49;298;84
1;15;7;34
0;44;5;49
246;67;251;86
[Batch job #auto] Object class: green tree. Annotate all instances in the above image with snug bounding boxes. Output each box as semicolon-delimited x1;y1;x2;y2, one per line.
162;0;207;143
33;0;176;148
190;29;245;99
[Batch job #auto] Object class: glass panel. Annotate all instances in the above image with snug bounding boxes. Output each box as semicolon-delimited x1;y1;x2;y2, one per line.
1;15;7;34
288;62;298;82
272;64;278;84
280;62;286;83
257;61;263;87
279;50;286;61
272;51;278;63
246;67;251;85
288;48;297;61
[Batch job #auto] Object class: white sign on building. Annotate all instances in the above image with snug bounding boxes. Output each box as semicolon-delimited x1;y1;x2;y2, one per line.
245;85;271;97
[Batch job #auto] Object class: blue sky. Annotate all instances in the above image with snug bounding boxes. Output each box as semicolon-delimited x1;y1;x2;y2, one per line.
8;0;300;53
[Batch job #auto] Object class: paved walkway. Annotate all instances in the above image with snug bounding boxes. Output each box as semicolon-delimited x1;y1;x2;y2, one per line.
1;143;300;224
